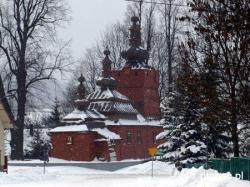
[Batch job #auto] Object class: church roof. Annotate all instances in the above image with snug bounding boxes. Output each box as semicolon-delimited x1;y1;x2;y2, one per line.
92;128;121;140
61;109;106;124
87;88;129;101
88;101;137;114
87;88;138;116
86;48;140;119
50;124;88;133
50;125;121;140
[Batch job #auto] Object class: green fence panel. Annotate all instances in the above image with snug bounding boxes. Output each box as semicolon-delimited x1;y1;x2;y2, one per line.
231;157;250;180
210;159;230;173
222;159;231;173
183;157;250;181
230;157;237;177
210;157;250;181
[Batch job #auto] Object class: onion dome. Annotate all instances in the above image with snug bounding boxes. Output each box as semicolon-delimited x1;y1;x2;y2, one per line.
77;74;86;100
121;16;149;68
75;74;89;110
102;47;112;78
96;48;117;90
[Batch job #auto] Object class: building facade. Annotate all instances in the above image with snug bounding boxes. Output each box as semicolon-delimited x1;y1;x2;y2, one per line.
0;78;12;171
50;16;163;161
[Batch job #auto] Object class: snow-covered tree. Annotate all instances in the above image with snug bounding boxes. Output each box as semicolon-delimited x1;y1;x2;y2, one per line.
24;128;50;159
47;98;62;128
157;91;183;162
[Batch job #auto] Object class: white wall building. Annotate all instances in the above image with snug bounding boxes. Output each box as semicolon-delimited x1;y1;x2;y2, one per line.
0;98;12;171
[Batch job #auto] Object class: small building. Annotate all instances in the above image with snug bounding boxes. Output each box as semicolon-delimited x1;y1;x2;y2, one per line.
0;78;13;171
50;16;163;161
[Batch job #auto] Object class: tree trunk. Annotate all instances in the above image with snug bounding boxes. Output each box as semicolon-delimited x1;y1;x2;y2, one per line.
231;94;239;157
10;127;24;160
11;66;27;160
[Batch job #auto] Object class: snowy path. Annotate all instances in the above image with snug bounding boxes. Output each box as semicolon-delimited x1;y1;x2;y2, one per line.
1;161;249;187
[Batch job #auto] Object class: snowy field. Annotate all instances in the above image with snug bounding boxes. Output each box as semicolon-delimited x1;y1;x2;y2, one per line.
1;161;249;187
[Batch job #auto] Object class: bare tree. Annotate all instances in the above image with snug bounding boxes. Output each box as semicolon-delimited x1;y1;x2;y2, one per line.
0;0;69;159
158;0;182;94
99;22;129;70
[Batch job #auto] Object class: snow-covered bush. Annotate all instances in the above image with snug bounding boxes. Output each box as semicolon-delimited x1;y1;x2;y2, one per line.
24;128;50;159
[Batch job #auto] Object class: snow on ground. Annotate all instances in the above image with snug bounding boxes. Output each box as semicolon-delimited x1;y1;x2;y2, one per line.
1;161;249;187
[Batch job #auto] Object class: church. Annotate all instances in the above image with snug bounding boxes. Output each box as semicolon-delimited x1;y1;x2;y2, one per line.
50;16;163;161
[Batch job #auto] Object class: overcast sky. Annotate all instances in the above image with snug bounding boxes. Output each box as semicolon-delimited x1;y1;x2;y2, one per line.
48;0;129;104
59;0;128;59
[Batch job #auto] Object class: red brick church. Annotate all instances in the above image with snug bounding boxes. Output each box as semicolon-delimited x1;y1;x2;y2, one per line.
50;16;163;161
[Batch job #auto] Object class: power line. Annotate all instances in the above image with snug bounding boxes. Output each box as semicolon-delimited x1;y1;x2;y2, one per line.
125;0;190;7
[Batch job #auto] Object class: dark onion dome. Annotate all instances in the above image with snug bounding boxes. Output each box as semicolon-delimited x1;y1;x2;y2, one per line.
121;16;150;68
96;48;117;90
75;74;89;111
96;77;117;90
102;48;112;78
77;74;86;100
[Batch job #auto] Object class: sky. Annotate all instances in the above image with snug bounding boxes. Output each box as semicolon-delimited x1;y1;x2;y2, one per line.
59;0;128;60
46;0;129;105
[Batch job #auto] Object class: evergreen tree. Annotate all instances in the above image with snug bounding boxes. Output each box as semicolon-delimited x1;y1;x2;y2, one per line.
176;64;208;164
198;56;231;158
24;128;50;159
158;91;184;162
47;98;61;128
158;52;233;165
158;62;208;164
181;0;250;157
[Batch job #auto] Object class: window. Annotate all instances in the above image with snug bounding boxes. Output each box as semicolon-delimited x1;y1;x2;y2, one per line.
137;131;142;144
67;136;73;145
127;132;132;144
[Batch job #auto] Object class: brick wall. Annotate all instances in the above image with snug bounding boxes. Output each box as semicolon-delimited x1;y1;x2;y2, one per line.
51;132;98;161
108;125;163;160
51;125;163;161
112;67;161;118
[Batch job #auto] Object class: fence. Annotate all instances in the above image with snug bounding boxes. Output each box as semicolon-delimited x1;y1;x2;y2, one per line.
185;157;250;181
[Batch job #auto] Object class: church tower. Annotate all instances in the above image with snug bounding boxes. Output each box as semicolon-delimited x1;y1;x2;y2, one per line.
112;16;160;119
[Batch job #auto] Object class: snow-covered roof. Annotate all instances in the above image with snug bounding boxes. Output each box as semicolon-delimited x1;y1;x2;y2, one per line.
88;101;138;114
87;88;129;101
50;125;120;140
50;125;88;133
87;88;139;118
62;109;106;124
92;128;121;140
105;119;161;127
